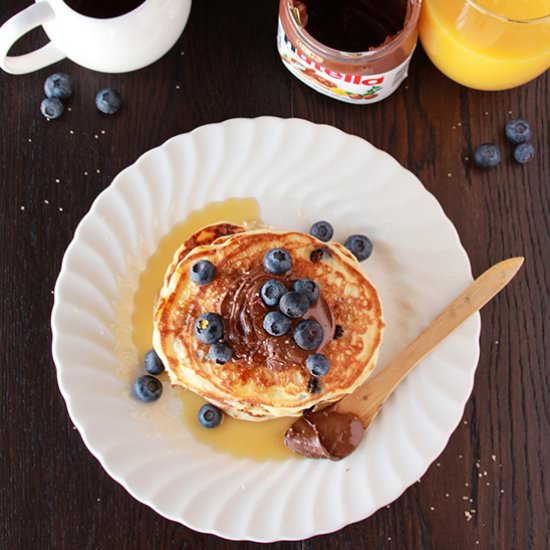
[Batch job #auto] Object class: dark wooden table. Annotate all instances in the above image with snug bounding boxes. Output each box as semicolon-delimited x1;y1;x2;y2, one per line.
1;1;548;548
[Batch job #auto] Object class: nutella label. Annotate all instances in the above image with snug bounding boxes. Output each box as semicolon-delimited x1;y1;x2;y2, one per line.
277;20;413;104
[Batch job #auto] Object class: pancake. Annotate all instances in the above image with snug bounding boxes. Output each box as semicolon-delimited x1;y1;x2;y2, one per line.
162;222;246;290
153;227;384;421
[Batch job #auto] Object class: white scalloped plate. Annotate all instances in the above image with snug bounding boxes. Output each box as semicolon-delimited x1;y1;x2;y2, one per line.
51;117;480;542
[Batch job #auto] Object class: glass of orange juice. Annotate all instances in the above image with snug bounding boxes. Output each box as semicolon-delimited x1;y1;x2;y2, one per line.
419;0;550;90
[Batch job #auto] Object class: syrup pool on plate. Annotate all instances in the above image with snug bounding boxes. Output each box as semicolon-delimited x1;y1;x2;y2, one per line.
131;197;295;461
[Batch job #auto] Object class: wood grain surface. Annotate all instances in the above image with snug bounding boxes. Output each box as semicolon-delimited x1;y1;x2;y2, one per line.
0;1;548;549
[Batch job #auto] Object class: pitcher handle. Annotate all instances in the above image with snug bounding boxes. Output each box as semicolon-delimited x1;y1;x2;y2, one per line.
0;1;65;75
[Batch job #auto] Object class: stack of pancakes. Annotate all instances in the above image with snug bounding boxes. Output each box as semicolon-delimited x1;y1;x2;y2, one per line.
153;222;384;421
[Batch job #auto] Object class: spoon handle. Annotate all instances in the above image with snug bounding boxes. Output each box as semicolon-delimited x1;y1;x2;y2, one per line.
334;257;524;423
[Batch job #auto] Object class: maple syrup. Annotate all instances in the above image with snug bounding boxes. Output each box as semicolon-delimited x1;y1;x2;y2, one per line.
131;198;295;461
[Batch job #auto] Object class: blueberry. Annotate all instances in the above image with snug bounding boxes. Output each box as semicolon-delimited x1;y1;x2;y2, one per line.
40;98;64;120
310;247;331;263
306;353;330;377
293;319;324;350
505;119;532;144
198;403;223;428
194;313;224;344
307;376;322;394
293;278;320;304
473;144;501;169
263;311;292;336
344;234;373;261
143;349;164;375
309;221;334;242
207;342;233;364
263;248;292;275
279;291;310;318
190;259;216;285
513;143;535;164
134;374;162;402
44;72;73;100
95;88;122;114
260;279;287;306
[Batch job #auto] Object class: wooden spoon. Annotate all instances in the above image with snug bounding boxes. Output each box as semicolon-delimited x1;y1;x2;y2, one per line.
285;257;524;459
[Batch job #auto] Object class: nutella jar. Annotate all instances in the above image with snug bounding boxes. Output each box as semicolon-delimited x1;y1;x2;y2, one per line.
277;0;421;103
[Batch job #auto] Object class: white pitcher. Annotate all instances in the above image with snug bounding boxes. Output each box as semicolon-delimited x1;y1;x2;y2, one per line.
0;0;192;74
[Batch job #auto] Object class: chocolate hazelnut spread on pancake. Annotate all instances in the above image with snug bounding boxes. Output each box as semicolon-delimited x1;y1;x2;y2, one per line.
221;268;334;371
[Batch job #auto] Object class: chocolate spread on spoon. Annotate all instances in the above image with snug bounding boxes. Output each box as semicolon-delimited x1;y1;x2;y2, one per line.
284;405;365;460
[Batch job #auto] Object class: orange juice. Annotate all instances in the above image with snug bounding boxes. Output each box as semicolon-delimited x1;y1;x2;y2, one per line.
420;0;550;90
